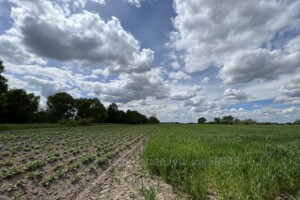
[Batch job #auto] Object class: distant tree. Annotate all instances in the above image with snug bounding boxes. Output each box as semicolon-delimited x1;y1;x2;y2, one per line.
47;92;75;122
214;117;221;124
233;118;241;124
148;115;160;124
106;103;127;123
221;115;234;124
240;118;257;125
75;98;107;122
294;119;300;125
198;117;207;124
107;103;118;123
125;110;148;124
0;89;40;123
0;60;8;95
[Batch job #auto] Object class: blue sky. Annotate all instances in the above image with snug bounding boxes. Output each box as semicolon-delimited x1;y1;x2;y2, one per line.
0;0;300;123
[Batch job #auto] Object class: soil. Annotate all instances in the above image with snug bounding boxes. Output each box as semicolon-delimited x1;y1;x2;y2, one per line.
75;139;190;200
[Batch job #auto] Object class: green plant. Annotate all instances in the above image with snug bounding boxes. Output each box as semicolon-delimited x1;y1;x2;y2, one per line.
70;173;82;183
25;160;45;170
140;186;156;200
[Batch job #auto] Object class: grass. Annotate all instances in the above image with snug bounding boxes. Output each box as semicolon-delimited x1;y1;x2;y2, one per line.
143;124;300;200
140;186;156;200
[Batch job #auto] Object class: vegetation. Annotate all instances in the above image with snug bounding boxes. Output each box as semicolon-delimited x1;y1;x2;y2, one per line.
0;125;153;198
144;124;300;199
197;117;207;124
0;60;8;94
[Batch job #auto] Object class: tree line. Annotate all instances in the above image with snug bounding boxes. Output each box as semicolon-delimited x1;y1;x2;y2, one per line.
0;60;159;124
198;116;300;125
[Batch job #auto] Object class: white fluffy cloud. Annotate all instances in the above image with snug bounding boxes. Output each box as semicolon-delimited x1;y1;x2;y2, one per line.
276;75;300;104
224;88;251;101
2;0;154;74
171;91;195;101
170;0;300;82
169;71;192;80
91;68;169;103
219;45;300;84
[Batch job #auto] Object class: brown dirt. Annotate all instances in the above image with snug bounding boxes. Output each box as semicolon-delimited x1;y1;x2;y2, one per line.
75;139;190;200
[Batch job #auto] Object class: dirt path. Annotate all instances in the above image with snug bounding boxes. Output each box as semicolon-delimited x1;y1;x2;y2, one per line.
75;139;189;200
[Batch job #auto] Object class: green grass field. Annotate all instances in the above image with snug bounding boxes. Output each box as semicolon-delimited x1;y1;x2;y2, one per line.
144;124;300;199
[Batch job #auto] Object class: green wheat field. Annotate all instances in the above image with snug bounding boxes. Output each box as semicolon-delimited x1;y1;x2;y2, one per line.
144;124;300;200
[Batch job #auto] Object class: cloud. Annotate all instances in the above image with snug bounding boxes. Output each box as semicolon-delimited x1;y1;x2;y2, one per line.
184;97;218;113
170;0;300;80
192;85;202;91
219;48;300;84
224;88;251;101
91;68;169;103
3;0;154;74
169;71;192;80
201;77;210;84
276;75;300;104
171;91;195;101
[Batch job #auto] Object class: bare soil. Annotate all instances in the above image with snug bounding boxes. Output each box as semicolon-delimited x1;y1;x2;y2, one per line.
75;139;190;200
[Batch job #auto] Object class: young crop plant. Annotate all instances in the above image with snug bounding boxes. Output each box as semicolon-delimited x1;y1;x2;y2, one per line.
67;162;80;172
0;124;152;199
1;166;23;179
80;154;96;165
96;156;108;166
25;160;45;170
27;170;43;179
70;172;82;184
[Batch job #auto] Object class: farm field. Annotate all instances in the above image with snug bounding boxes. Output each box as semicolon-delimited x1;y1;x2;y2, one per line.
0;125;154;200
144;124;300;200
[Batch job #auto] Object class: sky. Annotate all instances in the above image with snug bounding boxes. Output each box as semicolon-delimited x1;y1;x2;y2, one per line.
0;0;300;123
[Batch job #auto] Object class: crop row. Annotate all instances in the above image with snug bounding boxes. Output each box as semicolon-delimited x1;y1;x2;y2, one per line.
0;125;153;199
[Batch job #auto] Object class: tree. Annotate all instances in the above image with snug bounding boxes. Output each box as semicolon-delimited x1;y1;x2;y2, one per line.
233;118;241;124
125;110;148;124
0;89;40;123
294;119;300;125
198;117;207;124
47;92;75;122
214;117;221;124
106;103;126;123
0;60;8;95
221;115;234;124
75;98;107;122
240;118;257;125
148;115;160;124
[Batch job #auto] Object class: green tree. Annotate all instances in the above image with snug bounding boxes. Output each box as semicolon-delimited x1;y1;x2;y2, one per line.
214;117;221;124
125;110;148;124
47;92;75;122
222;115;234;124
198;117;207;124
148;115;160;124
0;89;40;123
107;103;121;123
240;118;257;125
75;98;107;122
0;60;8;94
